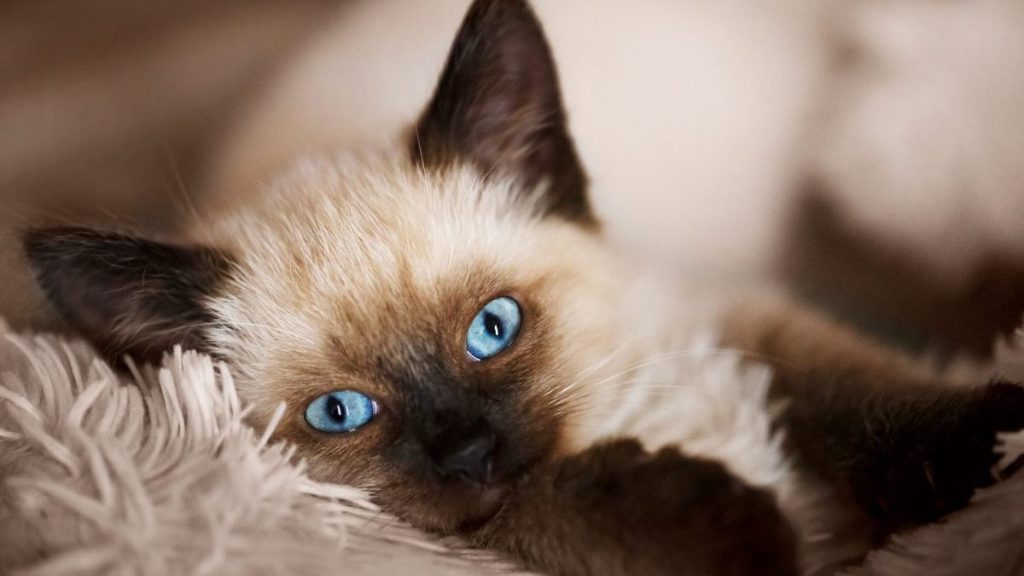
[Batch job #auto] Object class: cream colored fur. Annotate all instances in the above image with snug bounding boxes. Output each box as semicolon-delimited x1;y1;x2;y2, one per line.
195;156;638;433
192;152;864;570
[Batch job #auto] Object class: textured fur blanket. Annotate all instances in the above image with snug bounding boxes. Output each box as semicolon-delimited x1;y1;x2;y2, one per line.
1;318;1023;576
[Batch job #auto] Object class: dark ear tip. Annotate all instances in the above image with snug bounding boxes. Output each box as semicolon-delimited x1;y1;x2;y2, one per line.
467;0;523;10
22;227;69;264
22;227;98;266
21;227;52;255
461;0;545;38
474;0;533;13
471;0;545;32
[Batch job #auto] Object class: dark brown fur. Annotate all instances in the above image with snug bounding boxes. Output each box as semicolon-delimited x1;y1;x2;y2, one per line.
22;227;233;364
722;300;1024;541
411;0;592;225
473;439;799;576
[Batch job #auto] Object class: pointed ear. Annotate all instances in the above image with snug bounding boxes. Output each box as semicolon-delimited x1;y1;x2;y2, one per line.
22;227;232;364
411;0;592;224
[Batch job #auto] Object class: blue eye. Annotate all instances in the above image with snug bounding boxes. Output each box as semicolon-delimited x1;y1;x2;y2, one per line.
305;390;378;433
466;296;522;361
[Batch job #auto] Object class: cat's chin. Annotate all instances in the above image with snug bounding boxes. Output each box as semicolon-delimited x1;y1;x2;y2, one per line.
391;483;510;534
452;485;509;531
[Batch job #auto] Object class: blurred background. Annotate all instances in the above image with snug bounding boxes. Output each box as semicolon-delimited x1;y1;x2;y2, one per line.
3;0;1024;359
0;0;339;325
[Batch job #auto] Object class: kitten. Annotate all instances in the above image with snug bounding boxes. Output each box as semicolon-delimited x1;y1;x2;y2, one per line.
21;1;1024;575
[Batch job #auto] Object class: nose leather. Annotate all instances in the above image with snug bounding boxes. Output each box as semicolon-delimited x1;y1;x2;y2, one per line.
436;433;497;484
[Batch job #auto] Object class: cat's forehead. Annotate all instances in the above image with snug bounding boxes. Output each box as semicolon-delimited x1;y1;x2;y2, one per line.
209;156;607;346
223;158;575;282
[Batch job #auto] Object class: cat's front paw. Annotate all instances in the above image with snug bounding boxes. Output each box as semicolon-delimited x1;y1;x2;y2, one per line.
551;439;798;576
854;380;1024;527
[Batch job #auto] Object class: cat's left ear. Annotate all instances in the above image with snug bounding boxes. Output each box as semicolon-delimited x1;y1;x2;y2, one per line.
410;0;592;224
22;227;232;365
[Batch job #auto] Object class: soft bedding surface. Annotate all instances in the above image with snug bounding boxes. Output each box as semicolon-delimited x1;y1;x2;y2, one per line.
1;319;1022;576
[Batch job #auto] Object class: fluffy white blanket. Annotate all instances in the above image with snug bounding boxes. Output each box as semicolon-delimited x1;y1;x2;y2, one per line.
1;319;1022;576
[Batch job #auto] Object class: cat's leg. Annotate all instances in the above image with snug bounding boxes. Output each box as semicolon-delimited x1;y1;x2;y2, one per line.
721;299;1024;537
469;439;799;576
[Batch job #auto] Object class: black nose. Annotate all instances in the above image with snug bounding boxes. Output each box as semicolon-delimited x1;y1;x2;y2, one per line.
435;433;497;485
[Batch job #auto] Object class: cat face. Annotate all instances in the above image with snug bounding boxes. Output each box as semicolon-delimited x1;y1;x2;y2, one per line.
23;0;626;530
203;156;629;529
212;158;630;528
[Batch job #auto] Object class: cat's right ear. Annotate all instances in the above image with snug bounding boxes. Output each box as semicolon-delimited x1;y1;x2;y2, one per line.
410;0;593;225
22;227;233;365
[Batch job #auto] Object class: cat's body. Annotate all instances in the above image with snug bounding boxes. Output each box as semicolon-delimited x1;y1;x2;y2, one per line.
21;1;1024;575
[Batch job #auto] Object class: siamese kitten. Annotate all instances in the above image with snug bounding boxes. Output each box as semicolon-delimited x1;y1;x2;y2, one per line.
22;1;1024;575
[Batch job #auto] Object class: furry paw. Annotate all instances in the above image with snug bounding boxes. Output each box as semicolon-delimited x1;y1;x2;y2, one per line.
854;380;1024;526
549;439;798;576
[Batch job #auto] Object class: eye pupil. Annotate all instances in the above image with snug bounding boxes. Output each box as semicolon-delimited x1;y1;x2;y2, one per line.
327;396;347;423
484;312;503;338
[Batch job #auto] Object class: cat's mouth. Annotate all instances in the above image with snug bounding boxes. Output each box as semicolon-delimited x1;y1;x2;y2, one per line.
447;452;552;531
385;451;553;533
381;480;511;533
453;484;510;530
